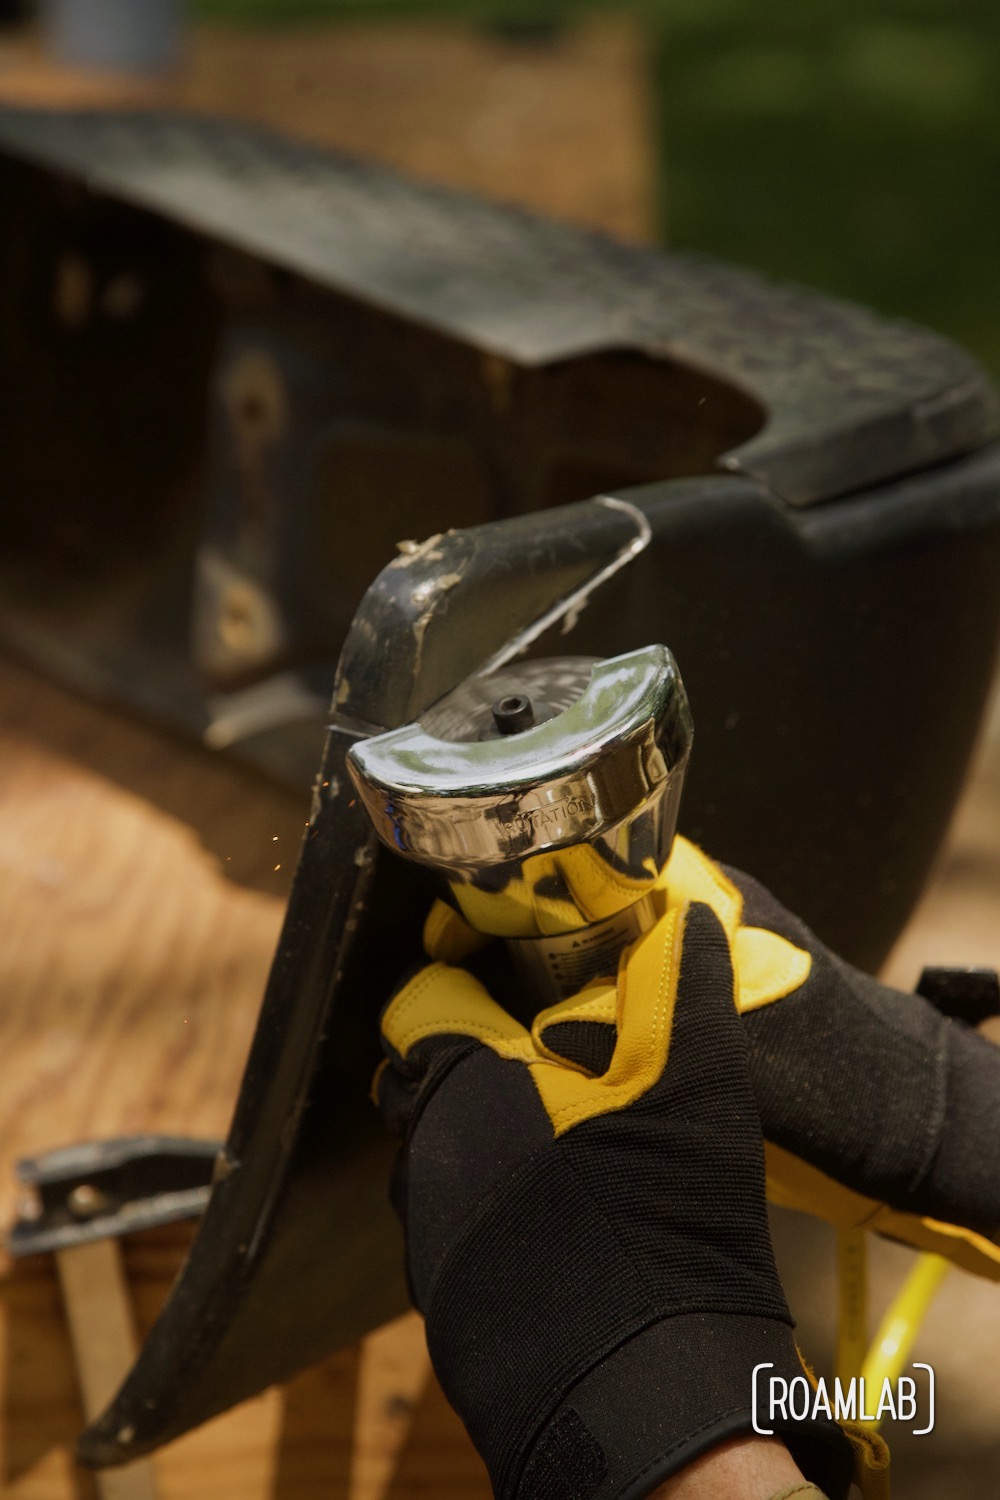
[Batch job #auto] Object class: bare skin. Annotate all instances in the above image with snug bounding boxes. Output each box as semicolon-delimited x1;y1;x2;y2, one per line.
650;1436;809;1499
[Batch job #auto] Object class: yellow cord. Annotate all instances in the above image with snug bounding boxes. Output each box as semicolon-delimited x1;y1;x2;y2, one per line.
836;1234;948;1430
861;1253;949;1405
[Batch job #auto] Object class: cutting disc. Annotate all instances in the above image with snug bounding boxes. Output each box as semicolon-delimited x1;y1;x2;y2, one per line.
418;656;601;743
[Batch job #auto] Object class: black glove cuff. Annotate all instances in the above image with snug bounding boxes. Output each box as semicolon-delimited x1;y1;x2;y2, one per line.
515;1313;853;1500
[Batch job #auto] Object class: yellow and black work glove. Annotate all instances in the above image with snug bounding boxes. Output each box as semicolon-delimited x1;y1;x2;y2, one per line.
533;837;1000;1282
376;899;853;1500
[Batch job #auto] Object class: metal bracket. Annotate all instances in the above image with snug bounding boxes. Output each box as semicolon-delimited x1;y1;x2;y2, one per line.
8;1135;222;1258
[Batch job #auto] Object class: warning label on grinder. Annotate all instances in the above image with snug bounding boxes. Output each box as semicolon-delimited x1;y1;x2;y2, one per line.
510;902;654;1004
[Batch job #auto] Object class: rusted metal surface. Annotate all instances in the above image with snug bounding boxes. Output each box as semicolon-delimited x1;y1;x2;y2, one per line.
0;108;994;506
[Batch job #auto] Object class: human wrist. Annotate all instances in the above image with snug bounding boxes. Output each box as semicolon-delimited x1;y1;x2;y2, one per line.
511;1313;848;1500
646;1435;825;1499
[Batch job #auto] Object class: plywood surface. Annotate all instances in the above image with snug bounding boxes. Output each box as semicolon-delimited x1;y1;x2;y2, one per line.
0;655;491;1499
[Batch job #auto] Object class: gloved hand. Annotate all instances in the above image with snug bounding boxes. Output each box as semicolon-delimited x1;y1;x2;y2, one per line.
376;896;854;1500
526;836;1000;1282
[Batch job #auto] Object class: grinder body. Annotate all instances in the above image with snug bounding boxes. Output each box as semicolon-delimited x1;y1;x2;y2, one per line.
348;645;693;1004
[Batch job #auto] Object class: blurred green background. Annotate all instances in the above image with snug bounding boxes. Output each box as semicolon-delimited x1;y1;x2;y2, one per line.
188;0;1000;376
656;3;1000;375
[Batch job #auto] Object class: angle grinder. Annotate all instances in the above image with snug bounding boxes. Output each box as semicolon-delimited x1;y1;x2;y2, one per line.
347;645;693;1007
